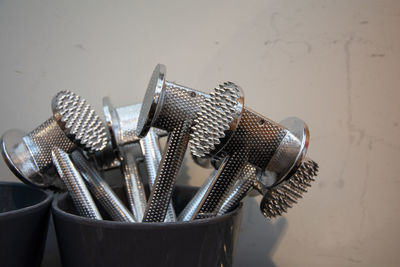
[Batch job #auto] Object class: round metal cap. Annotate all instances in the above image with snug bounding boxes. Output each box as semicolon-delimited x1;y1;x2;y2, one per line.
1;129;56;188
258;117;309;190
136;64;166;138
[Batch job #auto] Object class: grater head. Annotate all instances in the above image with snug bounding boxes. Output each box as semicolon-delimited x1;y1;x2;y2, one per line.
190;82;244;158
1;91;109;189
52;90;109;152
260;159;319;218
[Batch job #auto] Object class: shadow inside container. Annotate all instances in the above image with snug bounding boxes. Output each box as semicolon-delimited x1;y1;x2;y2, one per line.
233;196;287;267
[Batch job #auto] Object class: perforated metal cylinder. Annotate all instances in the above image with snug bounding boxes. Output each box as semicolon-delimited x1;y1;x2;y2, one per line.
143;123;190;222
71;151;136;223
51;148;102;220
217;164;258;215
120;144;147;221
140;129;176;222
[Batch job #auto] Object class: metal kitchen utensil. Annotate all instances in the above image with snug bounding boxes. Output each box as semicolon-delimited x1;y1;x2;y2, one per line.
136;64;210;222
185;88;308;220
102;98;176;221
1;91;108;190
71;151;136;222
102;99;147;221
139;127;177;222
260;158;318;218
206;117;317;218
51;147;102;220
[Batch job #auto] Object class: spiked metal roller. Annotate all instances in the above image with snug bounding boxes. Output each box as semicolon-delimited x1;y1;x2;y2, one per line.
186;105;308;219
190;82;244;158
1;91;109;189
214;118;316;217
178;83;245;221
260;159;319;218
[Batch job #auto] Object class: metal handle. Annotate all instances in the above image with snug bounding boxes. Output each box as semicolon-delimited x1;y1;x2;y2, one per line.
51;148;102;220
177;170;217;221
178;152;247;221
217;164;258;215
140;129;176;222
71;151;136;223
120;145;147;222
143;124;190;222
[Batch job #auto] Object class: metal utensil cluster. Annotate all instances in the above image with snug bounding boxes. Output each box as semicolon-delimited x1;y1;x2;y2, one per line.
1;64;319;223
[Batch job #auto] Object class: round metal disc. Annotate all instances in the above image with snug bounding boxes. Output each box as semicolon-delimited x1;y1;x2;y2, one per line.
102;97;114;137
279;117;309;181
136;64;166;138
256;117;309;190
269;117;309;187
0;129;48;188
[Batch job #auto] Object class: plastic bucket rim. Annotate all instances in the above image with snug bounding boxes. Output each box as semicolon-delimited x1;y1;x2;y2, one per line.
52;191;242;229
0;181;53;219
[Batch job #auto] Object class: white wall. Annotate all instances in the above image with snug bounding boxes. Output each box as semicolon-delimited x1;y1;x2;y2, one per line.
1;1;399;266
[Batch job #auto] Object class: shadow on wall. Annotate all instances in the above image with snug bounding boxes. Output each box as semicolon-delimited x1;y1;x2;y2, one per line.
234;196;287;267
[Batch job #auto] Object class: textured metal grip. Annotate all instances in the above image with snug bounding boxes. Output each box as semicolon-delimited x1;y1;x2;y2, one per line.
120;144;147;221
177;170;217;221
140;130;162;186
198;152;248;216
217;164;257;215
24;118;75;172
143;124;190;222
52;91;108;152
220;108;287;170
140;129;176;222
139;81;205;222
153;82;205;131
113;104;141;146
71;152;136;223
51;148;102;220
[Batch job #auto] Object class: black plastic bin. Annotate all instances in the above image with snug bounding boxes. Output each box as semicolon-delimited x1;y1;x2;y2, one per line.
0;181;52;267
52;185;243;267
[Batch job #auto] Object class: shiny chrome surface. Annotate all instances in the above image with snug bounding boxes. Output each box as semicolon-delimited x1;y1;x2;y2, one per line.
216;118;313;218
71;151;136;222
52;91;108;152
138;64;207;222
101;97;176;221
1;91;109;189
188;93;309;219
136;64;166;138
177;170;217;221
263;117;309;187
101;98;147;220
51;148;102;220
139;128;176;222
217;164;258;215
119;144;146;221
190;82;244;158
1;129;59;188
260;159;318;218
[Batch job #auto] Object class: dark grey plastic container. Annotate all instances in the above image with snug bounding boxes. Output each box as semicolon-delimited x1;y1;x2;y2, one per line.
52;185;242;267
0;181;52;267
